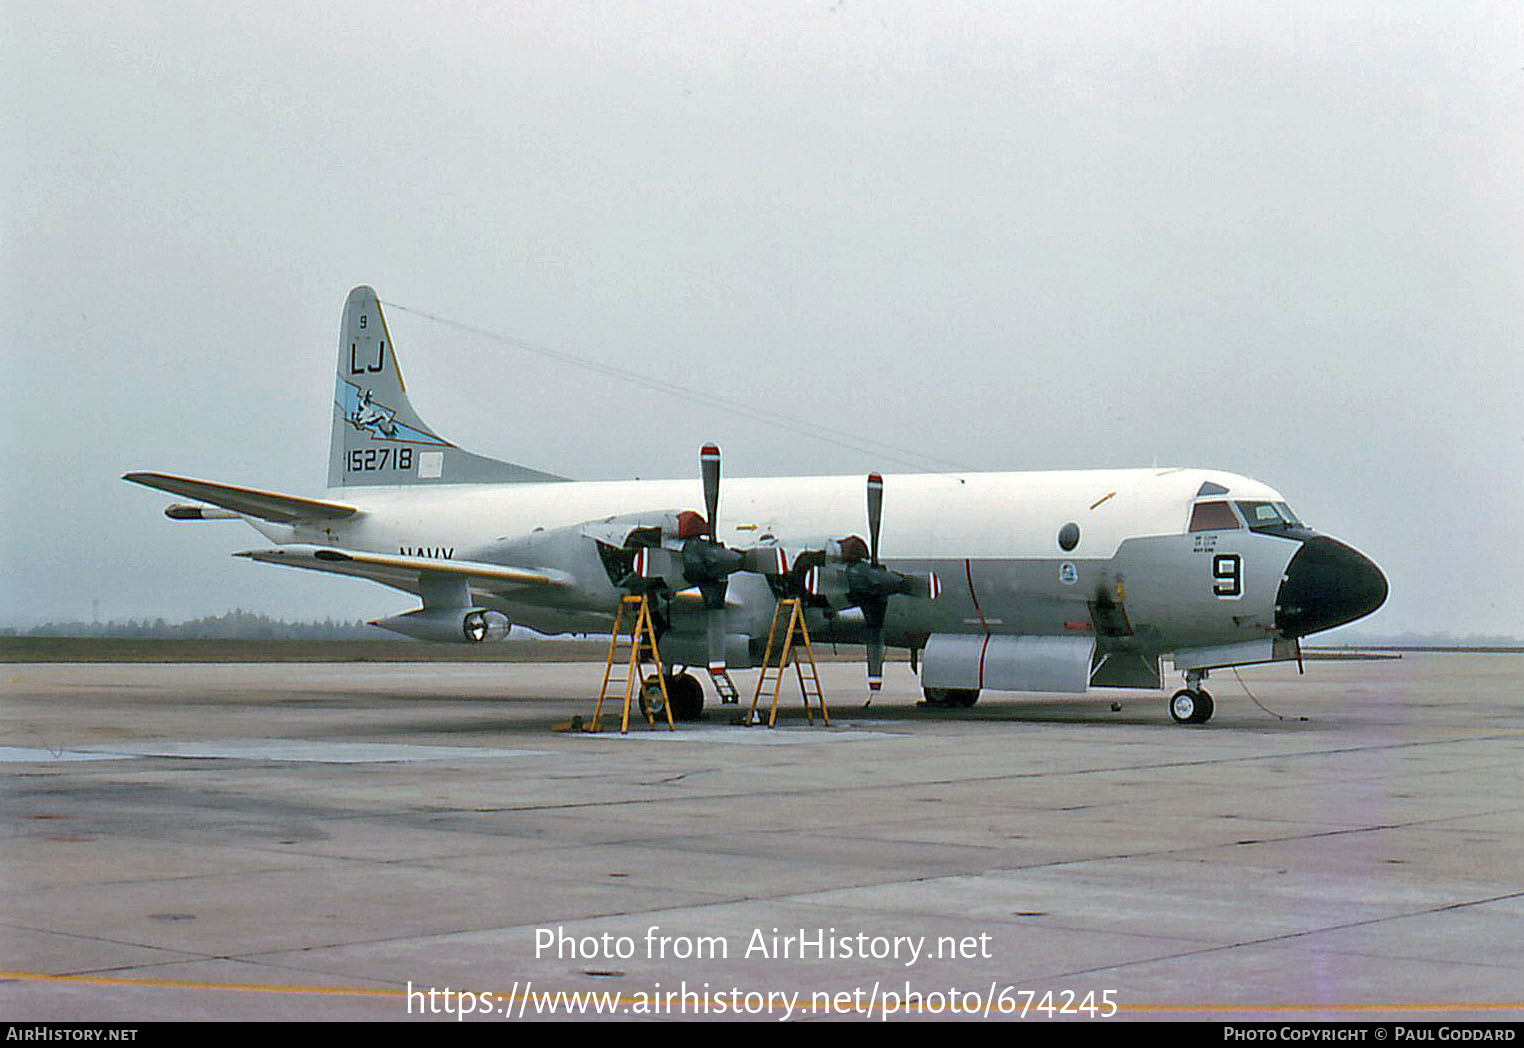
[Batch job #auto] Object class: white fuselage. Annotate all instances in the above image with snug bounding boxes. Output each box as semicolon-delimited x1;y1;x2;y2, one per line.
247;465;1299;661
309;467;1281;560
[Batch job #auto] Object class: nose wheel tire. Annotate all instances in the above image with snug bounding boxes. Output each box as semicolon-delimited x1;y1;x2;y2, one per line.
1169;688;1214;724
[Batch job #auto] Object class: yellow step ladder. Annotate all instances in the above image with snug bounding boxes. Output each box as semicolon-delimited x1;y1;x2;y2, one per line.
748;598;829;728
592;595;675;734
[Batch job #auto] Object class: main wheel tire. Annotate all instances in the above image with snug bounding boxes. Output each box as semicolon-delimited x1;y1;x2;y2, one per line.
667;673;705;721
923;687;980;708
1190;689;1214;724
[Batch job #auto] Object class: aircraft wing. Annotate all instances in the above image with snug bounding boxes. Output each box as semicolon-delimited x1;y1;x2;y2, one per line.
124;472;358;523
234;544;573;593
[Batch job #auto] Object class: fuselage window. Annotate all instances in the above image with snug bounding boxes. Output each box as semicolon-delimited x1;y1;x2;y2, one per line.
1188;501;1241;532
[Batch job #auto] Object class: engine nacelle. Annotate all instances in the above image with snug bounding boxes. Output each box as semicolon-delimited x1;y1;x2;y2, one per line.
658;631;755;671
370;608;510;644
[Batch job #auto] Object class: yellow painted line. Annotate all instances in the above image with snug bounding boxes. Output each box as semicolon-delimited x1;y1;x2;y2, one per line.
1121;1003;1524;1015
3;974;1522;1015
1;972;392;999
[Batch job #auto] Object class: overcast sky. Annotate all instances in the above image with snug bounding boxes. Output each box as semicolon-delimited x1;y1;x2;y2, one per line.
3;1;1520;637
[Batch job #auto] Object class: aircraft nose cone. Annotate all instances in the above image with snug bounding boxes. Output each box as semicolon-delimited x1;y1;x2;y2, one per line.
1274;535;1388;638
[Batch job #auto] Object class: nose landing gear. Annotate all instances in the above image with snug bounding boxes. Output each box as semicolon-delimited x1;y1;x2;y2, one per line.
1170;669;1214;724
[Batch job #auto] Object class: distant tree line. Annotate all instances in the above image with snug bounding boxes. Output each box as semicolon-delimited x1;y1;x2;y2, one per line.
1321;631;1523;649
9;610;389;640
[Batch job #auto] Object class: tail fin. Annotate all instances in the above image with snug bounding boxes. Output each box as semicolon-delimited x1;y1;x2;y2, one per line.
328;287;564;488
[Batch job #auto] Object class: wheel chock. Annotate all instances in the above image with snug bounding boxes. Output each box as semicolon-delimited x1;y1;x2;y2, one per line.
552;715;606;733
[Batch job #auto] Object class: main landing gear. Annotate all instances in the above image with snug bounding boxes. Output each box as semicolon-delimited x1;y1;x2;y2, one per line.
668;673;705;721
1169;668;1213;725
921;687;980;708
639;672;706;722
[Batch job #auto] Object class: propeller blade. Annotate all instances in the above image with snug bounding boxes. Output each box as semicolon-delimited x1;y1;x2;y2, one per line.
701;444;721;543
859;590;889;702
865;623;885;707
865;628;884;690
706;607;726;674
867;473;883;566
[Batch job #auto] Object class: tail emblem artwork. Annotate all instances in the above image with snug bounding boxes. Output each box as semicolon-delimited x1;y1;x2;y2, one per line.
125;285;1388;723
339;380;452;448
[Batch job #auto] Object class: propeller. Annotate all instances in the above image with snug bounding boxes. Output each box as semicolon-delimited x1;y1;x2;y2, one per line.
628;445;787;676
808;473;940;701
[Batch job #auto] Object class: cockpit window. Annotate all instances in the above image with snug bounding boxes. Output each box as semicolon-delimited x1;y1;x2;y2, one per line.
1188;501;1241;532
1235;501;1301;531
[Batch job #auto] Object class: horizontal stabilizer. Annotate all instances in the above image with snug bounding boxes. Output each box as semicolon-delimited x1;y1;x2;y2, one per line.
235;544;572;592
124;473;358;523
